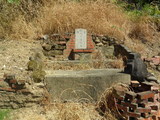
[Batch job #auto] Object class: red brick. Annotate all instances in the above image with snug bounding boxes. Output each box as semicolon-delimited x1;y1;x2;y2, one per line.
0;87;15;92
144;102;160;110
136;107;151;113
136;99;148;104
137;91;155;100
126;112;141;118
55;41;66;44
121;101;138;109
73;49;94;53
150;105;159;110
69;41;75;44
9;79;17;84
116;103;128;112
115;96;124;101
138;117;152;120
125;91;137;102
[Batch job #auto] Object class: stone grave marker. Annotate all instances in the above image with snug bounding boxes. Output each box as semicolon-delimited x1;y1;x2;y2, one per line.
75;29;87;49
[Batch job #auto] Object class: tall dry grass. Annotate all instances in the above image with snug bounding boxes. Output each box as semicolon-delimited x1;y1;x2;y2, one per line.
0;0;148;39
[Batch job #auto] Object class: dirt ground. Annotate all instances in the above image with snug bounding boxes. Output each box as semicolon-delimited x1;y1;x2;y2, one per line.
0;39;43;80
0;39;159;120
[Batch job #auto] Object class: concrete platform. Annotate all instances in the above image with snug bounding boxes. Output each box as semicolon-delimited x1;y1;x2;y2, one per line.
45;69;131;102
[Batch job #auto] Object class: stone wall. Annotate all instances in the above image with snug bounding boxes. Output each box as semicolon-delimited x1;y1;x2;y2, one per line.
41;34;116;60
0;75;45;109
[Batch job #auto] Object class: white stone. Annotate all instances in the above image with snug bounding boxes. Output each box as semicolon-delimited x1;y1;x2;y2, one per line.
75;29;87;49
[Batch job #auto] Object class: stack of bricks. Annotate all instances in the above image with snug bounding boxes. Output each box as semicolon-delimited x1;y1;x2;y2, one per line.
115;81;160;120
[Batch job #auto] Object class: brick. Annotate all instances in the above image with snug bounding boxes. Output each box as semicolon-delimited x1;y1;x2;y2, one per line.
144;102;159;109
115;96;124;101
136;99;148;104
126;112;141;118
9;79;17;84
136;107;151;113
0;87;15;92
69;41;75;44
131;81;140;88
121;101;138;109
125;91;137;102
73;49;94;53
150;105;159;110
136;117;150;120
116;103;128;112
137;91;155;100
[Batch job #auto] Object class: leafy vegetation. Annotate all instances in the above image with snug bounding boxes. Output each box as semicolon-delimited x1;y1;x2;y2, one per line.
114;0;160;17
0;109;10;120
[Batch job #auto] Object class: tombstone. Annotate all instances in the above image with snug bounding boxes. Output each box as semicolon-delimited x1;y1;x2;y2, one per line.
64;29;94;60
75;29;87;49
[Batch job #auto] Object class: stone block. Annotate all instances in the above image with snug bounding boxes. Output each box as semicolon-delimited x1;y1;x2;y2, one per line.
45;69;130;102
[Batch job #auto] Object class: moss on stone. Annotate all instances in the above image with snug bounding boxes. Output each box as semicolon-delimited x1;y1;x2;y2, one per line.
32;70;46;83
27;60;38;71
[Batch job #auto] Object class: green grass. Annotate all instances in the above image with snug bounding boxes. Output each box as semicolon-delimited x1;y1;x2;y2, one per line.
0;109;11;120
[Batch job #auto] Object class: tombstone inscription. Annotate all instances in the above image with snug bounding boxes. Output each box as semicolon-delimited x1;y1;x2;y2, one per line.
75;29;87;49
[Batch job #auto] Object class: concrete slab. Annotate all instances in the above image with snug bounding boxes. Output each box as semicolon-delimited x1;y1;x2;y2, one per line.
45;69;131;102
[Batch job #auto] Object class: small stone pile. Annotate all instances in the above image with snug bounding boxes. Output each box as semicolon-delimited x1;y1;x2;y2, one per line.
41;34;69;58
92;35;116;47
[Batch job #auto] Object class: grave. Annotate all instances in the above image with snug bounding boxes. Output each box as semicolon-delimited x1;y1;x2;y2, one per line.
42;29;131;102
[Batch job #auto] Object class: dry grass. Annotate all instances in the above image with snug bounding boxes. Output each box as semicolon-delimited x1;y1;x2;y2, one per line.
0;0;147;40
97;83;130;120
5;103;110;120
